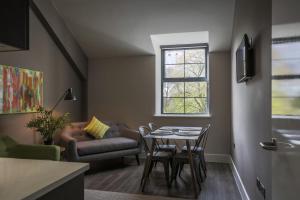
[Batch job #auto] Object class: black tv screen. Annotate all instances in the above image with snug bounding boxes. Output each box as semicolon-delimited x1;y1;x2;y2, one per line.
236;34;254;83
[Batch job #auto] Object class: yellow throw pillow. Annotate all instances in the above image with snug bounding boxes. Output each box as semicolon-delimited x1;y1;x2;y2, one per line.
84;116;109;139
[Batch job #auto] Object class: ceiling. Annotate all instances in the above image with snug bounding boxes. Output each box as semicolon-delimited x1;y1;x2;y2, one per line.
51;0;236;58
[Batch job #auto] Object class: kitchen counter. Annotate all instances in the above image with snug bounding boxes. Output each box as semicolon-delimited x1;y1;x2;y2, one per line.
0;158;89;200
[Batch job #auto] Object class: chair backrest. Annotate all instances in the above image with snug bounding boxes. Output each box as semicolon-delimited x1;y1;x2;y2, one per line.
148;122;158;132
138;126;152;153
201;124;211;150
0;136;17;157
193;124;210;152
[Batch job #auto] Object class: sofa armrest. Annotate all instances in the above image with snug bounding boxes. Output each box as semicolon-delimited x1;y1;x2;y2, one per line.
8;144;60;161
120;128;141;144
60;133;80;161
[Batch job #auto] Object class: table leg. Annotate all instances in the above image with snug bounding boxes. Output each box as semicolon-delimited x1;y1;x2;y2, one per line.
141;138;156;191
186;140;198;198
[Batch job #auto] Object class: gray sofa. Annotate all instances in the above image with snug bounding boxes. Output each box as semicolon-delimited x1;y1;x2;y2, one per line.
59;121;141;164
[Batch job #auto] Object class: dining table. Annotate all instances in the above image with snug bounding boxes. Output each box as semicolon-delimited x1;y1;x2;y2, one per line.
143;126;202;198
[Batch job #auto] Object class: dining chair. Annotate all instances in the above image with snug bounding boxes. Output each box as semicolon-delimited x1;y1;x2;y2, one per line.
148;122;177;155
138;126;173;190
171;125;210;186
180;124;211;178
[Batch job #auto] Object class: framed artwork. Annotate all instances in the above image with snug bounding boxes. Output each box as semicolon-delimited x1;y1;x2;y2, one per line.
0;65;43;114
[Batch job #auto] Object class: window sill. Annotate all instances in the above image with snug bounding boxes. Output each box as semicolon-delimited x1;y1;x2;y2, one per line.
272;115;300;120
154;113;212;118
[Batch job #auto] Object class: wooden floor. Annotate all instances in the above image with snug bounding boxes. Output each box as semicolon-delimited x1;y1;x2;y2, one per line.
85;190;187;200
84;158;241;200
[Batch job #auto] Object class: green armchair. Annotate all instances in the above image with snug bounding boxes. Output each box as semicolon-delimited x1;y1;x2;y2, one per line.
0;136;60;161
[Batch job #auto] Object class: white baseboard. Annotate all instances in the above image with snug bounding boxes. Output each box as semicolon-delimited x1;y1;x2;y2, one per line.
229;157;250;200
205;154;250;200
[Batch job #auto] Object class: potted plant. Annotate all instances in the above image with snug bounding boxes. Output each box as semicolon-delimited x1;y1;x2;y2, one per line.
27;106;70;145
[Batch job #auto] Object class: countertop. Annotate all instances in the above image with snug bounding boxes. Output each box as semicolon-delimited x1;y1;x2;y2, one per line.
0;158;89;200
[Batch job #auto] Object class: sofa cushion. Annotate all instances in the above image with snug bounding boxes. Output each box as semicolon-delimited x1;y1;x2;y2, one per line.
76;137;138;156
72;130;94;142
102;124;119;138
84;116;110;139
68;121;128;140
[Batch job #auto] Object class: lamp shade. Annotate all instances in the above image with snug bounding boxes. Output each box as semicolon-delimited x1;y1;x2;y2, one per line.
64;88;77;101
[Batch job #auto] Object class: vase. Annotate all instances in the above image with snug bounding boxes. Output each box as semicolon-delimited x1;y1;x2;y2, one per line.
43;138;54;145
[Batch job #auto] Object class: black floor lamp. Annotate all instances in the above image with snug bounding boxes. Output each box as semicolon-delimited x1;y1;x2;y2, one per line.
51;88;77;111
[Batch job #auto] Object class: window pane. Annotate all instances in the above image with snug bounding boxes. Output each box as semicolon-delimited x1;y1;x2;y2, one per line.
272;79;300;98
272;59;300;76
185;64;206;78
185;98;207;113
163;82;184;97
161;46;209;115
165;64;184;78
272;42;300;60
165;50;184;64
163;98;184;113
185;49;205;63
185;82;207;97
272;97;300;116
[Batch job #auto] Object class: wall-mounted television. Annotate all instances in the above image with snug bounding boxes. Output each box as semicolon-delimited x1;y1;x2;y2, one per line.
236;34;254;83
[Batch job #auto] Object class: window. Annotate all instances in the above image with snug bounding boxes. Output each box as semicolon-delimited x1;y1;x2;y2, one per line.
272;37;300;116
161;44;209;114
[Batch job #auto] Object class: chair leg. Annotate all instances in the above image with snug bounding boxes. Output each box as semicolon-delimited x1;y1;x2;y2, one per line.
203;159;207;173
169;158;173;170
200;152;207;177
198;160;204;182
171;160;178;184
179;163;184;177
149;160;154;174
163;161;170;187
170;149;176;168
135;154;140;165
200;160;206;178
194;159;202;188
141;159;153;192
174;161;180;180
141;158;149;185
154;161;158;167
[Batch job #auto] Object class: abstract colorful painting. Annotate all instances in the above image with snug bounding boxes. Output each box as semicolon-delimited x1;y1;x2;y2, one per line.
0;65;43;114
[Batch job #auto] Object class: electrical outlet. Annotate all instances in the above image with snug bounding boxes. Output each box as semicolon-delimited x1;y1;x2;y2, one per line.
256;177;266;199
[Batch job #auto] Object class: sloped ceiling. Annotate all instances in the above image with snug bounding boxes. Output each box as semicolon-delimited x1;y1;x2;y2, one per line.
51;0;235;58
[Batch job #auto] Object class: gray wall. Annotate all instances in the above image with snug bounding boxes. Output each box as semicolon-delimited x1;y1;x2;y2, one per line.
88;52;231;155
34;0;88;79
272;0;300;25
231;0;272;199
0;10;84;144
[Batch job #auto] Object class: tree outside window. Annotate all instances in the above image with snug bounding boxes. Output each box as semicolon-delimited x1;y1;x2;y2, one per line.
161;44;209;114
272;38;300;116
